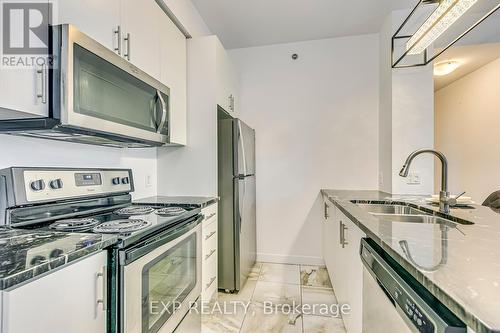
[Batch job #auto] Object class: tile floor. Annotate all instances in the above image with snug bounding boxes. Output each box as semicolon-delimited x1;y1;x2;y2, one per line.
199;263;347;333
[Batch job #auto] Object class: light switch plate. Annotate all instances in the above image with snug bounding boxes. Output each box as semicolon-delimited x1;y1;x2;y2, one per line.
145;174;153;188
407;172;421;185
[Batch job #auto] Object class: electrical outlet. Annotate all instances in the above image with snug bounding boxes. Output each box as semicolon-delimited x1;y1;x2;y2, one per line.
407;172;421;185
379;172;384;186
145;174;153;188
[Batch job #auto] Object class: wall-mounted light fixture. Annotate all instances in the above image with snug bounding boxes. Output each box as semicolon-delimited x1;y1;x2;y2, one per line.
392;0;499;68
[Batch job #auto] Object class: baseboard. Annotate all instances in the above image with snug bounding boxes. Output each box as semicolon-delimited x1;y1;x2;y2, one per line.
256;253;324;266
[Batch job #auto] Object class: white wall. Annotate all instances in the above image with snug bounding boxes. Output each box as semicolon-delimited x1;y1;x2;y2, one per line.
157;36;218;197
378;11;435;195
0;136;157;198
435;57;500;203
229;35;380;265
378;16;393;193
391;66;435;195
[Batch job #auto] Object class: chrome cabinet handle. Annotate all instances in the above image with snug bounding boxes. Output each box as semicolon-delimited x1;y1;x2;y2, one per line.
341;222;348;248
324;202;329;220
204;213;216;221
228;94;235;111
96;266;107;311
205;276;216;289
205;249;216;260
205;231;216;241
114;25;122;55
124;32;131;60
156;90;168;135
339;221;343;245
36;65;47;104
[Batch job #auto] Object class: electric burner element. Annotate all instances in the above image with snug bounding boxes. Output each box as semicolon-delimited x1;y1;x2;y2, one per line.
92;219;151;234
114;206;155;216
155;207;187;217
49;218;100;232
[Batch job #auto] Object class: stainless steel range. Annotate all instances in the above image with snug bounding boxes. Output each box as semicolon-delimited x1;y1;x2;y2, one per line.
0;167;203;333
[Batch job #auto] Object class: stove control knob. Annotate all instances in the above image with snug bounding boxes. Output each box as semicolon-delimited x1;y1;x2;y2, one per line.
49;179;63;190
121;177;130;185
112;177;121;185
30;179;45;191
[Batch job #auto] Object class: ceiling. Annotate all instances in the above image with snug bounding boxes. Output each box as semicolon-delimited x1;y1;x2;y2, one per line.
434;43;500;91
191;0;416;49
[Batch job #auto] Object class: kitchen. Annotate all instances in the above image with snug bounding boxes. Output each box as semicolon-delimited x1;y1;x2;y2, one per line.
0;0;499;333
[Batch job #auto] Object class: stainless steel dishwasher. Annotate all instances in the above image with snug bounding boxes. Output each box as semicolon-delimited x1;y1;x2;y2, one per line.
360;238;466;333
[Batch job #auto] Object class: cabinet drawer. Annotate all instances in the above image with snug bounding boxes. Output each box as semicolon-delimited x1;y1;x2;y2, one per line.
202;219;217;241
202;233;217;262
201;204;217;222
202;253;217;293
202;278;217;302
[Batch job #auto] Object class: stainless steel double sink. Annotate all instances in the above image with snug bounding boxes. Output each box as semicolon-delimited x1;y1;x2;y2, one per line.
354;203;473;225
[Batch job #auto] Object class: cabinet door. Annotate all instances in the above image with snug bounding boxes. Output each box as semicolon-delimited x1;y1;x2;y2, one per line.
343;217;366;333
121;0;162;80
0;1;50;119
2;251;107;333
55;0;121;52
334;211;350;310
322;199;339;285
215;40;239;114
160;12;187;145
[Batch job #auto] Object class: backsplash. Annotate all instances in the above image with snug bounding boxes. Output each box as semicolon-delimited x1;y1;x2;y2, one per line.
0;135;157;199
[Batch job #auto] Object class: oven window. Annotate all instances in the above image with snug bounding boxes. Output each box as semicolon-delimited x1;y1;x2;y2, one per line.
142;233;197;333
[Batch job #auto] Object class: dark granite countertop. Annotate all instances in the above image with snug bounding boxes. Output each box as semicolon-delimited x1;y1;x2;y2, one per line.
134;195;218;208
0;227;117;290
321;189;500;333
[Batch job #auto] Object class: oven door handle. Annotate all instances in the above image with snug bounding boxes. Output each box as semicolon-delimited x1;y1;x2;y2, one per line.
122;215;203;265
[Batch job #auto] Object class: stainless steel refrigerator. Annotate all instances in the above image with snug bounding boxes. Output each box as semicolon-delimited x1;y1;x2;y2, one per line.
218;118;256;292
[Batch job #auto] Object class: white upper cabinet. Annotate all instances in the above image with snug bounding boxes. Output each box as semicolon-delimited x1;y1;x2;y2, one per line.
55;0;121;52
0;1;50;120
215;39;239;115
121;0;162;80
160;10;187;145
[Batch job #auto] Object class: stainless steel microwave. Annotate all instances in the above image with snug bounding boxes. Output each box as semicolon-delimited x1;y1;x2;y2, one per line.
0;25;170;148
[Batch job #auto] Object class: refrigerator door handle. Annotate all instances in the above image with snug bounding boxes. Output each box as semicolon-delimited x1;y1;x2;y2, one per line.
238;121;248;176
239;178;247;234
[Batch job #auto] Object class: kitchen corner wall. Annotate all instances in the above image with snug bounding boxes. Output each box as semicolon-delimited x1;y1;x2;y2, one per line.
229;35;380;265
378;11;435;195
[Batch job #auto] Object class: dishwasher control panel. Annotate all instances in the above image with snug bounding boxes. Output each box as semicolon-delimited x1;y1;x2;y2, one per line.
360;238;467;333
399;294;434;333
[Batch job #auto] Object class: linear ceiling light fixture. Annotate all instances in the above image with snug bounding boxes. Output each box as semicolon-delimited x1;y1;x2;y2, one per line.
406;0;479;55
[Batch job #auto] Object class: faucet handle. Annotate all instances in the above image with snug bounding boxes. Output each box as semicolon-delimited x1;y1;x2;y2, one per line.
447;191;466;207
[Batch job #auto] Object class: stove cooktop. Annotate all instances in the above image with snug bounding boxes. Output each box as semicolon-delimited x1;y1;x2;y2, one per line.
23;204;202;247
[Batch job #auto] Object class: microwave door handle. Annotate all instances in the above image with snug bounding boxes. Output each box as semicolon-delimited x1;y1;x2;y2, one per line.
156;90;168;134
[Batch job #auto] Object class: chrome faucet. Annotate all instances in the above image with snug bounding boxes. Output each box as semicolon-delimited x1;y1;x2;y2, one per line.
399;149;454;214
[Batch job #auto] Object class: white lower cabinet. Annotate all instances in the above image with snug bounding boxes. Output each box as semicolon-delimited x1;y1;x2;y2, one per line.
1;251;108;333
201;203;218;302
322;197;365;333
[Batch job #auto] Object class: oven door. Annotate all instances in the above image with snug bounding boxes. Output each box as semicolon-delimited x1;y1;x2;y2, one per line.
120;217;202;333
54;24;170;145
